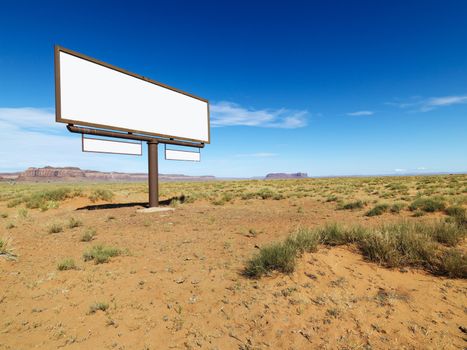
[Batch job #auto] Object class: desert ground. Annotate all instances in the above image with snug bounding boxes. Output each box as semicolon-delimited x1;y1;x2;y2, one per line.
0;175;466;349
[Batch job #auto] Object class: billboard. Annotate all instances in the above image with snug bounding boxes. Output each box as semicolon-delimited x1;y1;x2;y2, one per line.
165;149;201;162
82;136;142;156
55;46;210;143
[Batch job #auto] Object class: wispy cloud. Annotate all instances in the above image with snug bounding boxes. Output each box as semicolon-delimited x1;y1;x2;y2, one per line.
210;101;308;128
394;168;407;173
346;110;374;116
387;94;467;112
422;95;467;111
0;107;144;172
235;152;278;158
0;107;61;132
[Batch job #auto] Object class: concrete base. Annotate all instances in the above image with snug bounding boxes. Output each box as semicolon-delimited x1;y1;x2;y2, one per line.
136;207;175;213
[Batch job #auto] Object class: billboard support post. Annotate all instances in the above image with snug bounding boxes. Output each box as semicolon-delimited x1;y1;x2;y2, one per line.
66;124;205;208
148;141;159;208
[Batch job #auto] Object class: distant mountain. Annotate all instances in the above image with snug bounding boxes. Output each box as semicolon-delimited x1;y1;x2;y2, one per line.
0;166;216;183
265;172;308;179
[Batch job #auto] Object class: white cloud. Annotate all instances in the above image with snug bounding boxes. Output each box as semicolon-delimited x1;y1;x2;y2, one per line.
388;94;467;112
0;107;145;173
235;152;278;158
346;110;374;116
394;168;407;172
210;101;308;128
421;95;467;111
0;107;61;131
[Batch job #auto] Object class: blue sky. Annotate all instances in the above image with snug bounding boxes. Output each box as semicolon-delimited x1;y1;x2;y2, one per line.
0;0;466;177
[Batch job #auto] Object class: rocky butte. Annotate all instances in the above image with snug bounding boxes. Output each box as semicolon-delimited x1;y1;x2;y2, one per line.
265;172;308;179
3;166;216;182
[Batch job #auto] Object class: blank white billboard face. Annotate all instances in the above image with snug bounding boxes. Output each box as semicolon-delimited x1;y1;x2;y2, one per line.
56;48;210;143
165;149;201;162
82;137;142;156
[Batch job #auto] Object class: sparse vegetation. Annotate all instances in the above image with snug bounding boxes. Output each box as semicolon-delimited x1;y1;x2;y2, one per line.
83;245;122;264
390;202;405;213
245;219;466;279
366;204;389;217
68;217;83;229
0;236;16;259
89;189;114;203
409;197;446;213
338;200;365;210
18;208;28;218
435;249;467;278
5;222;15;229
0;174;466;349
48;223;63;234
57;258;77;271
80;228;96;242
89;302;109;314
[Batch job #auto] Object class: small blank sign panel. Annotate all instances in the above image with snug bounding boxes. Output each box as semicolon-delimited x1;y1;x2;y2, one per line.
165;149;200;162
82;137;142;156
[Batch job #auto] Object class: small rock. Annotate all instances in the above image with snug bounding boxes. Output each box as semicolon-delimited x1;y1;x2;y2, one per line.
305;272;317;280
175;277;186;284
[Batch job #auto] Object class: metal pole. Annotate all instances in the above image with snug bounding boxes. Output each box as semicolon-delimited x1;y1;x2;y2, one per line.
67;124;205;148
148;141;159;207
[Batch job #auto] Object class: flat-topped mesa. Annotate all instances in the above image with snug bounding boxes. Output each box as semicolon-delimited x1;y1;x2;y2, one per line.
265;172;308;180
9;166;216;182
18;167;86;180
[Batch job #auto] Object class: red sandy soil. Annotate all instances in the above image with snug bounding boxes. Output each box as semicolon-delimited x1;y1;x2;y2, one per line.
1;196;466;349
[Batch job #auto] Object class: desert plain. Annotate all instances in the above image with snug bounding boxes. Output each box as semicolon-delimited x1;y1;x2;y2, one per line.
0;175;466;349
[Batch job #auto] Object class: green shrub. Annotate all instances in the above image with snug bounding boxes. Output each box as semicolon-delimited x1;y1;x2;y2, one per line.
89;302;109;314
68;217;83;229
425;221;466;246
0;212;8;219
317;224;363;246
89;189;114;203
359;224;436;268
80;228;96;242
0;237;15;257
18;208;28;219
57;258;77;271
241;192;256;200
435;249;467;278
445;206;466;228
243;241;297;278
409;197;446;213
445;205;466;217
257;189;275;200
338;200;365;210
244;220;464;279
325;195;339;202
25;188;72;209
83;245;122;264
211;198;226;206
39;200;59;212
390;202;405;213
412;210;425;217
366;204;389;217
48;223;63;234
7;198;23;208
285;228;320;254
